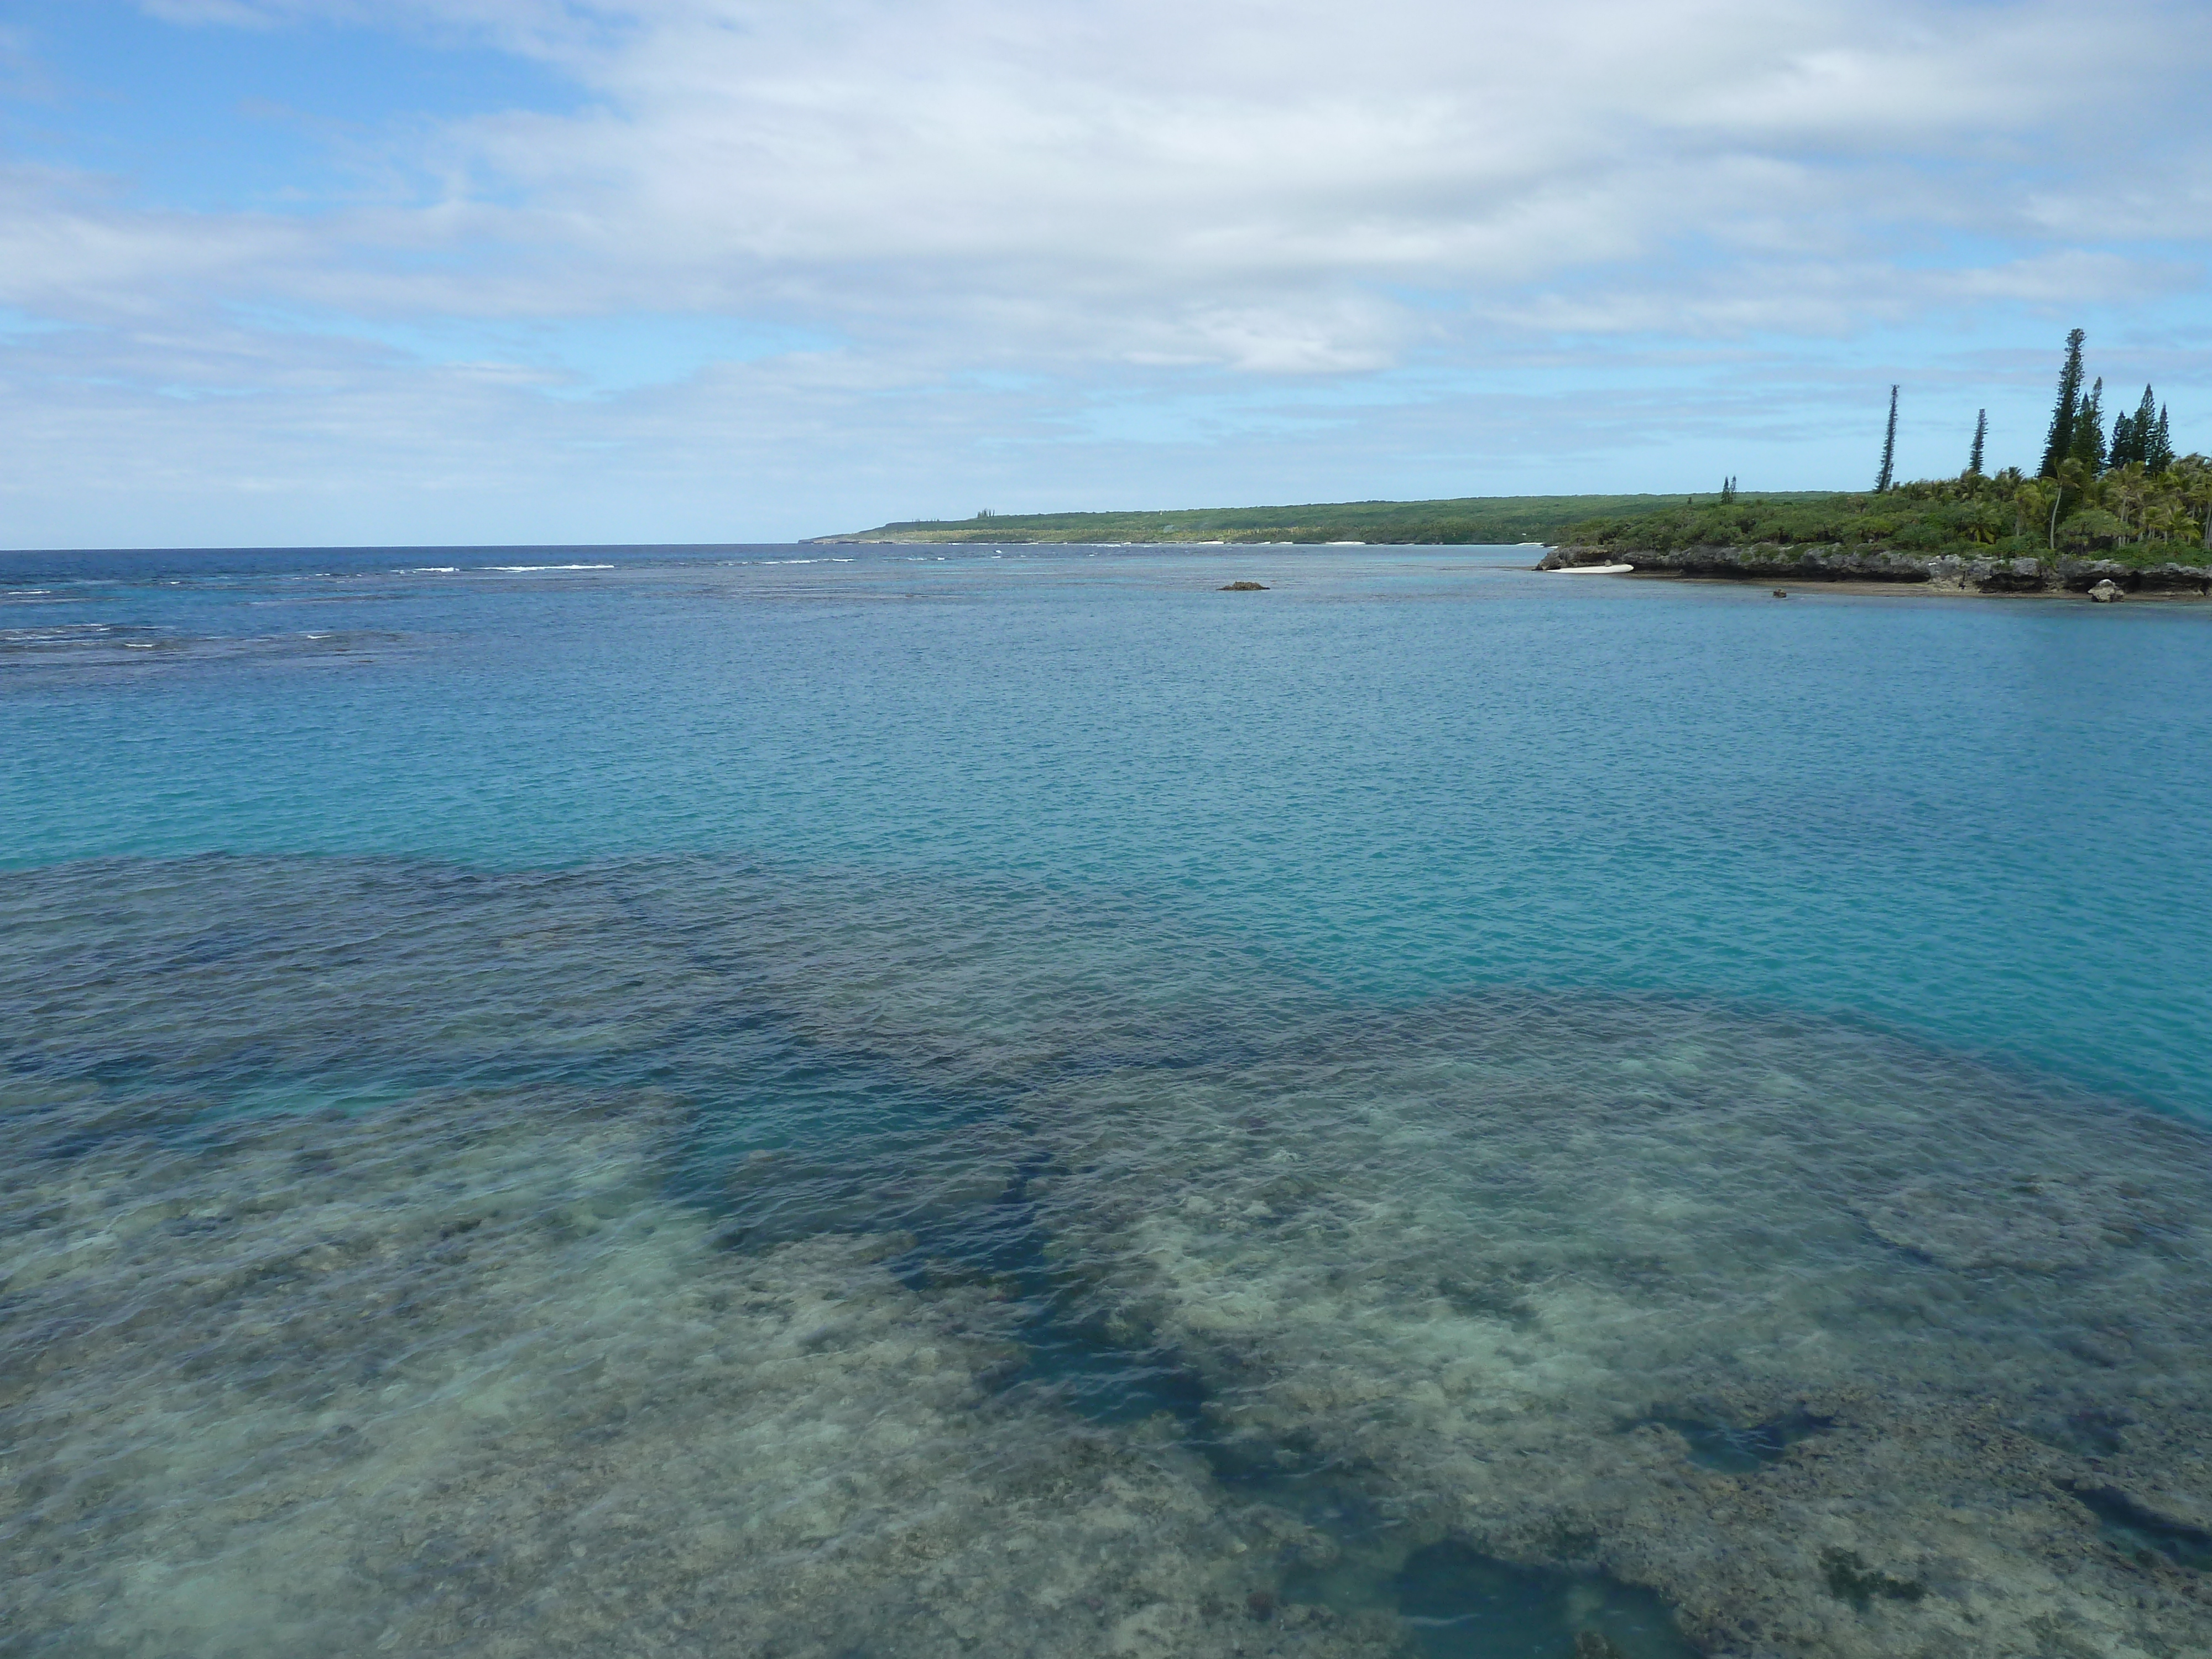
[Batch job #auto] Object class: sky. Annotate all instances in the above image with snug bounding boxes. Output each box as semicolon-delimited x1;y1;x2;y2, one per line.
2;0;2209;547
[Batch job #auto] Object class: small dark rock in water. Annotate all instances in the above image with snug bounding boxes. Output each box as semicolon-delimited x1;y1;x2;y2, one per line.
1574;1632;1628;1659
1245;1589;1276;1621
1772;589;1787;598
1219;581;1269;591
2089;579;2124;602
1820;1547;1926;1609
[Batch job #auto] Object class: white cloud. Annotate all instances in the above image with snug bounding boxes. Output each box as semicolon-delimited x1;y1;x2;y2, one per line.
80;1;2210;363
0;0;2206;542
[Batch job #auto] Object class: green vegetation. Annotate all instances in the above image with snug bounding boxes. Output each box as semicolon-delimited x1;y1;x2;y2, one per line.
820;331;2204;567
1571;330;2209;566
2041;328;2088;478
1875;385;1898;493
816;492;1839;546
2112;385;2174;473
1560;462;2212;566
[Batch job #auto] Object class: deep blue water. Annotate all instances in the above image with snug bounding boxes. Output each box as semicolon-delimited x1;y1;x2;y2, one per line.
4;542;2210;1658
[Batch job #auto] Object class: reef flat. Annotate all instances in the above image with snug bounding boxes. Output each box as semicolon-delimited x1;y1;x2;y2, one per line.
1029;998;2212;1656
4;1099;1406;1658
6;856;2210;1657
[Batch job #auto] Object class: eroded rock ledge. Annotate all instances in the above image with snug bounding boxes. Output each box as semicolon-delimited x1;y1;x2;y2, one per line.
1540;543;2212;594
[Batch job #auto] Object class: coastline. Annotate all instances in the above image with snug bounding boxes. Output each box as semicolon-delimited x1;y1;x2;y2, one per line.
1538;542;2212;598
805;492;1841;549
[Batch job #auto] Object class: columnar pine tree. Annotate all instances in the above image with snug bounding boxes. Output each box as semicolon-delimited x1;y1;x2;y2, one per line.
1720;476;1736;503
2039;328;2086;477
2112;385;2158;469
2070;377;2107;474
2148;406;2175;473
1875;385;1898;492
1967;409;1986;477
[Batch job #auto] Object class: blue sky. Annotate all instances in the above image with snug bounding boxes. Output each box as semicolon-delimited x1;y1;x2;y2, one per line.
3;0;2209;546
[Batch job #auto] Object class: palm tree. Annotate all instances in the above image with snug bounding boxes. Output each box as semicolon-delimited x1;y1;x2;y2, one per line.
2172;458;2212;550
1959;499;2005;545
2018;479;2060;551
2051;458;2089;547
1990;467;2028;538
2145;498;2189;546
2106;461;2149;540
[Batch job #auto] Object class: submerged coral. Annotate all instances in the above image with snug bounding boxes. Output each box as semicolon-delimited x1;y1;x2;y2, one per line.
0;1093;1400;1658
1025;998;2212;1656
6;855;2212;1657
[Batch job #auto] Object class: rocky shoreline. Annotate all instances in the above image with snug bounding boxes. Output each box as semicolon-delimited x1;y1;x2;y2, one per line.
1539;543;2212;596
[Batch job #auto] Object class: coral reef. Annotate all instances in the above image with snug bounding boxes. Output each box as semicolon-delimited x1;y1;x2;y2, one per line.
7;857;2212;1656
0;1094;1401;1658
1026;998;2212;1657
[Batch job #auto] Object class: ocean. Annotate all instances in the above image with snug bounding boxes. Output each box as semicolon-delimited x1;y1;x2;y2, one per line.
4;542;2209;1657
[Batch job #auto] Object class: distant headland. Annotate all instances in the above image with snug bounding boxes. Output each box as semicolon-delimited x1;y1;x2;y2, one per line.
808;493;1839;549
816;332;2212;597
813;482;2212;597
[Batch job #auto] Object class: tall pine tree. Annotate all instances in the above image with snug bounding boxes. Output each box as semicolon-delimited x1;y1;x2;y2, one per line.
2148;405;2175;473
1875;385;1898;493
1967;409;1986;477
2111;385;2158;469
2070;377;2106;474
2039;328;2086;477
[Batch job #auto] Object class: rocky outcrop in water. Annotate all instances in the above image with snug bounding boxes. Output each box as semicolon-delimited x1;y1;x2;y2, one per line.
1539;543;2212;594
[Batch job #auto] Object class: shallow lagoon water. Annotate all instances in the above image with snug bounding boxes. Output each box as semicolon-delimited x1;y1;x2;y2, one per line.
3;545;2211;1656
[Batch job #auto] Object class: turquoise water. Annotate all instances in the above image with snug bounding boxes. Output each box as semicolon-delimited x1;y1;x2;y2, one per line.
4;545;2211;1657
8;545;2209;1106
